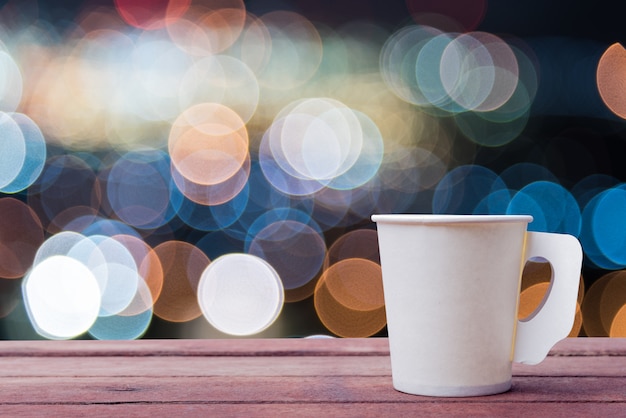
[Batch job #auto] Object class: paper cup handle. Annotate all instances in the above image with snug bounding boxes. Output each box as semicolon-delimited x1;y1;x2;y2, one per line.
513;231;582;365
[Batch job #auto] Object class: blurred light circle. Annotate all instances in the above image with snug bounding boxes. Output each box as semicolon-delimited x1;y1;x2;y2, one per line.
0;198;44;279
449;32;518;112
507;181;581;235
314;258;386;338
0;113;46;194
106;149;180;230
319;258;384;312
589;187;626;267
169;103;249;186
440;32;496;111
0;112;26;190
597;43;626;119
580;191;624;270
273;98;363;182
23;255;101;340
259;117;328;196
152;240;209;322
198;253;284;336
380;25;443;106
582;271;626;336
114;0;191;30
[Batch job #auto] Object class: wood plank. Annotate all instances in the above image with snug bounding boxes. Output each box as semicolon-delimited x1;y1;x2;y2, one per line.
0;376;624;404
1;337;624;358
0;403;624;418
0;355;625;378
0;356;391;377
0;338;623;414
0;337;391;357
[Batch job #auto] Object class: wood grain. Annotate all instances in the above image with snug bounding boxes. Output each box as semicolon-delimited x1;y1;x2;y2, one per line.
0;337;623;416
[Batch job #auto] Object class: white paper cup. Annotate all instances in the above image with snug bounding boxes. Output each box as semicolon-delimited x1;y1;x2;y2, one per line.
372;214;582;397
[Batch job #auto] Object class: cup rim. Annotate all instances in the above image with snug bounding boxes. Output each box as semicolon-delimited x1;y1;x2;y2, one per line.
371;214;533;224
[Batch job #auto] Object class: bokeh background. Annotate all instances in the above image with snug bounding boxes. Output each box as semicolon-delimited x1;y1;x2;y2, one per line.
1;0;626;339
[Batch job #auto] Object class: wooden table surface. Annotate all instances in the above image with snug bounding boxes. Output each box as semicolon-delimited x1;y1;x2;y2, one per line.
0;337;624;416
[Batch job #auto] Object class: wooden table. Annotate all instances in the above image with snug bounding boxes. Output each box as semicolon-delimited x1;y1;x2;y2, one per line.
0;337;624;416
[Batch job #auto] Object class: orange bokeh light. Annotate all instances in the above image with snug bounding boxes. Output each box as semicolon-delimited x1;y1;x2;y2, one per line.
597;43;626;119
114;0;191;30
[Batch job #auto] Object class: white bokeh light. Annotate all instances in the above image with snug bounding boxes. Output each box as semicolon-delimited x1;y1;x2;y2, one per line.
23;255;101;340
198;253;284;336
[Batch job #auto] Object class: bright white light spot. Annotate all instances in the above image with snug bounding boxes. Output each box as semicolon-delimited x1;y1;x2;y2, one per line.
198;253;284;336
23;255;101;340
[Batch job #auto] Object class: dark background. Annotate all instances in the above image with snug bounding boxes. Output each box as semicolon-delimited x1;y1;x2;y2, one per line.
2;0;626;339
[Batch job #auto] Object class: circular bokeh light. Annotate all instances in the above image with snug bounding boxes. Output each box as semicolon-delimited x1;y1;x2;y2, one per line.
23;255;101;340
152;240;209;323
198;253;284;336
314;258;386;338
